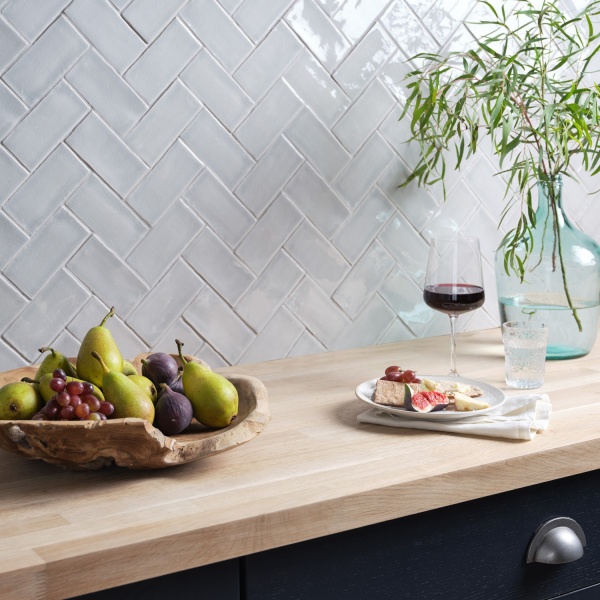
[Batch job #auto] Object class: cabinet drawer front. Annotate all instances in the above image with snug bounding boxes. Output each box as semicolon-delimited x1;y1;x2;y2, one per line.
245;469;600;600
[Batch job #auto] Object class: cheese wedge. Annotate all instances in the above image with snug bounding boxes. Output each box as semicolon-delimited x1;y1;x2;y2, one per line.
454;391;490;411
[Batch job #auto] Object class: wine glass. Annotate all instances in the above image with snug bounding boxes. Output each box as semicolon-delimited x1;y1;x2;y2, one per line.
423;235;485;376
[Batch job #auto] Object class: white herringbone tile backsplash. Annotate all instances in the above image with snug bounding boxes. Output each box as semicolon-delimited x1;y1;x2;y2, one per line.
1;0;599;371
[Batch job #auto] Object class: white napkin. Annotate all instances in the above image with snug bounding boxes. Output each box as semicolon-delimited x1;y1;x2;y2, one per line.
357;394;552;440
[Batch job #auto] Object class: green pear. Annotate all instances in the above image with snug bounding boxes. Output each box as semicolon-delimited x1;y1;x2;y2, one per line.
91;351;154;423
34;347;77;380
122;360;137;376
22;374;105;403
0;382;42;420
176;339;238;428
76;307;123;388
127;374;157;404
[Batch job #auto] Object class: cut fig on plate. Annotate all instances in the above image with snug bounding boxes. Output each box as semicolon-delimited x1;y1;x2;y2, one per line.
405;390;450;413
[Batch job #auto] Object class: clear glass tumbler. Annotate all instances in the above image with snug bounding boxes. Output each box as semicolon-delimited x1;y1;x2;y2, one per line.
502;321;548;389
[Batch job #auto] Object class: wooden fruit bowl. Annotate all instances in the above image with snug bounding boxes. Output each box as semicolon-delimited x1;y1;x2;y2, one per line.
0;354;270;470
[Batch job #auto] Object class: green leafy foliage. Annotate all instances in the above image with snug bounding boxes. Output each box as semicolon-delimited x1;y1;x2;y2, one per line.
400;0;600;329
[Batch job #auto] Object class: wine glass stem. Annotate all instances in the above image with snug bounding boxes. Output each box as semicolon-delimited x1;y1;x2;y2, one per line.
449;314;459;376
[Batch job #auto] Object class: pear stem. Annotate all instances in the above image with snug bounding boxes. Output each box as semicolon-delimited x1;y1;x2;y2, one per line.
21;377;38;384
38;347;56;357
99;307;115;327
91;351;110;374
175;339;188;365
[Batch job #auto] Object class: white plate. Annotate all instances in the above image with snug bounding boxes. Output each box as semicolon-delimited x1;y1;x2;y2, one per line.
355;375;506;421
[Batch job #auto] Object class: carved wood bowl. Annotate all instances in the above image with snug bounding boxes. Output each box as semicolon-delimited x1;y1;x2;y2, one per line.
0;354;270;470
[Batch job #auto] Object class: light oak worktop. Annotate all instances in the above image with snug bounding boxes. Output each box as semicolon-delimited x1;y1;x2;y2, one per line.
2;328;600;599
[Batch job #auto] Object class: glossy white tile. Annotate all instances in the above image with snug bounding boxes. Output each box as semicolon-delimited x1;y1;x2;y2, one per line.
122;0;187;42
285;220;349;294
184;169;256;248
66;49;147;136
126;200;203;284
4;145;88;234
234;21;302;100
233;0;294;42
235;194;303;273
124;18;200;104
284;50;350;128
1;0;71;41
181;108;253;190
284;163;350;238
286;0;351;71
127;140;202;224
333;0;390;43
332;240;395;318
185;227;255;304
4;270;89;361
5;208;89;299
67;112;148;197
333;23;396;99
68;236;148;317
183;50;253;131
3;80;88;170
67;175;148;257
126;80;201;166
332;79;395;154
181;0;252;72
3;16;87;105
235;134;303;215
65;0;142;74
334;132;395;208
285;107;350;181
234;80;303;159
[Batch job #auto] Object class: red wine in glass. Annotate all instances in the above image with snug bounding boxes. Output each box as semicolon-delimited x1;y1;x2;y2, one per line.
424;236;484;376
423;284;485;315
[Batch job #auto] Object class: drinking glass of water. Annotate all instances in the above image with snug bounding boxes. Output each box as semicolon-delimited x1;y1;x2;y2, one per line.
502;321;548;389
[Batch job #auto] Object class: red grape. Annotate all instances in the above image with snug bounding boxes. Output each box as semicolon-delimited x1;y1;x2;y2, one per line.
59;405;75;420
99;401;114;416
45;399;59;418
82;394;101;412
56;391;71;407
386;371;405;383
39;376;114;422
66;381;84;396
384;365;401;376
398;370;414;383
49;377;66;392
52;369;67;380
75;403;90;419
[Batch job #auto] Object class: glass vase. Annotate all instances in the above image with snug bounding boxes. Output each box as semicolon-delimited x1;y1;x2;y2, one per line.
495;176;600;359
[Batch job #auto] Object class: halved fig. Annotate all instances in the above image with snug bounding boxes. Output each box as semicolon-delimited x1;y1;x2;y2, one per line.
405;390;450;413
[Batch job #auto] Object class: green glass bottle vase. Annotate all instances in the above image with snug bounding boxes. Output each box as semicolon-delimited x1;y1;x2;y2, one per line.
495;176;600;359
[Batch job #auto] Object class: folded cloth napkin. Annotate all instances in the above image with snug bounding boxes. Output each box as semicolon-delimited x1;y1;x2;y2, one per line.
357;394;551;440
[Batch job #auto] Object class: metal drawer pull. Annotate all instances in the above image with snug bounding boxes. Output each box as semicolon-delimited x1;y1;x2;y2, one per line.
526;517;586;564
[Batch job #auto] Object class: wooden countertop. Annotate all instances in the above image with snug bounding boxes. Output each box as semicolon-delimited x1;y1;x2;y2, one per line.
3;328;600;599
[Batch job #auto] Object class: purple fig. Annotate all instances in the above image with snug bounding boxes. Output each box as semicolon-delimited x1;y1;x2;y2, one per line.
141;352;179;387
154;384;193;436
170;370;185;395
